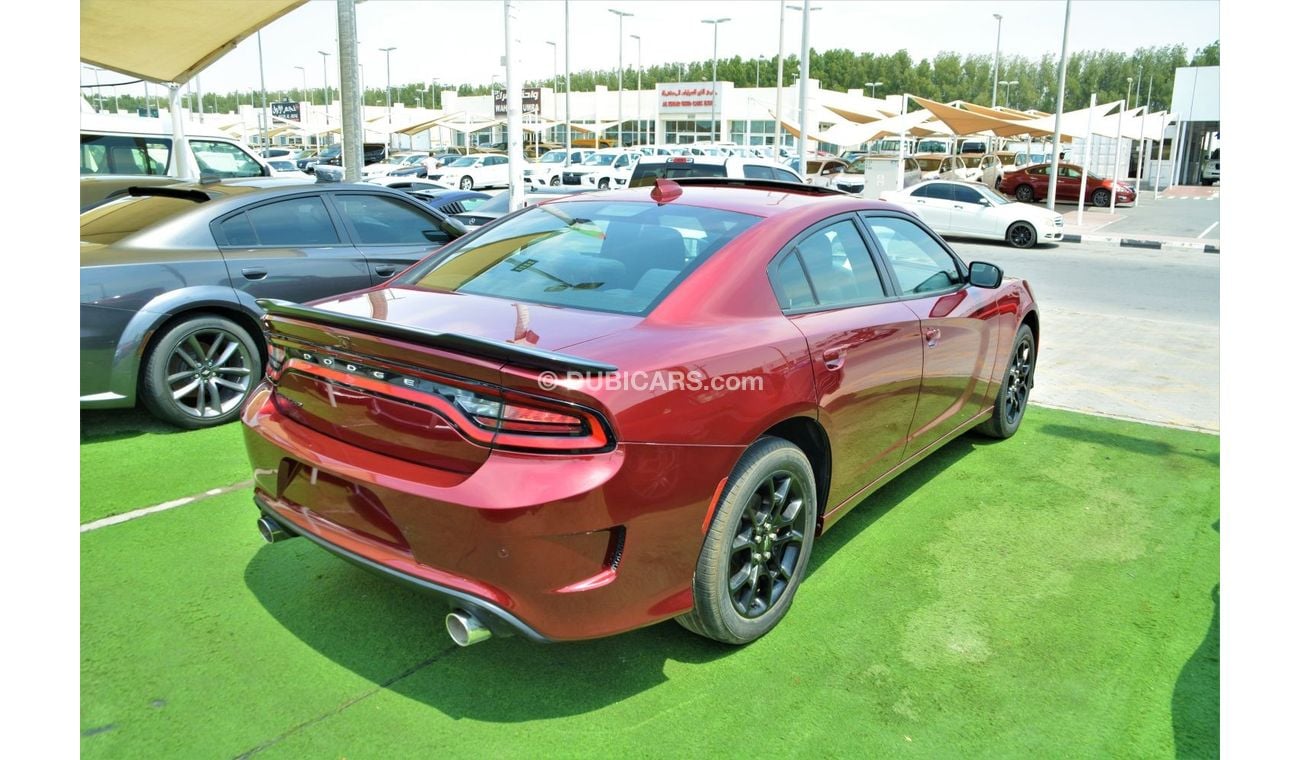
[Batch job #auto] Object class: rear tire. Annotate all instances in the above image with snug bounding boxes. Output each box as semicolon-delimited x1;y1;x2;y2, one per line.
977;323;1035;439
676;437;817;645
598;178;610;190
460;176;474;190
550;175;561;186
141;315;260;429
1015;184;1035;203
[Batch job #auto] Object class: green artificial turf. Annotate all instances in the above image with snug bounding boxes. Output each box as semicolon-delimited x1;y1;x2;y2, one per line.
80;406;1219;757
80;409;253;524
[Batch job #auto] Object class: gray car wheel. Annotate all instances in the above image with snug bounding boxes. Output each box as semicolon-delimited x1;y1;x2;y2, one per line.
141;315;259;429
460;176;474;190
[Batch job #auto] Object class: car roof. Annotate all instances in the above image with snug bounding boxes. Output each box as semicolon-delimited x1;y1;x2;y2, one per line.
556;182;889;221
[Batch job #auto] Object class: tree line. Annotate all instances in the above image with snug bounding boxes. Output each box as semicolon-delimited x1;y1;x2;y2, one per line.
90;41;1217;117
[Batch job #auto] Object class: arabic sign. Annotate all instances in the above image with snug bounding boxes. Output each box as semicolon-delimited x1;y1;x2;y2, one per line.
494;87;542;117
270;101;301;122
658;83;723;114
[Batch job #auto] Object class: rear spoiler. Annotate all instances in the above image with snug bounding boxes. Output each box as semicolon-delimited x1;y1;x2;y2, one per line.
257;298;618;375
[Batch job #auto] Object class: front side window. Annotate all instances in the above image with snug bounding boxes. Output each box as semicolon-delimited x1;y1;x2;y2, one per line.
191;140;264;178
865;217;962;296
401;201;760;315
952;185;983;204
333;194;446;245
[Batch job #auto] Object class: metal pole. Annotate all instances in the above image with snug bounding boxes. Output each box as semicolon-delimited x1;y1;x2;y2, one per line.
505;0;524;210
631;34;642;145
1135;70;1147;206
776;2;786;149
338;0;362;180
992;13;1003;108
565;0;572;164
319;50;331;125
1109;100;1124;214
257;31;270;152
610;9;632;148
702;18;729;143
1045;0;1072;211
897;94;907;191
1076;92;1095;225
168;85;193;179
381;47;396;125
797;3;810;166
295;66;306;107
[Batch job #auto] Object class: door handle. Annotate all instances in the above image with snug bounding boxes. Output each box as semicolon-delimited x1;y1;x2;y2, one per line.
373;265;400;277
822;346;847;371
953;204;963;209
923;327;941;347
915;199;925;204
241;267;268;280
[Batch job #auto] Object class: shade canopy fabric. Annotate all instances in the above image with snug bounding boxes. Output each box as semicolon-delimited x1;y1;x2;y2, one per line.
81;0;307;84
911;95;1123;139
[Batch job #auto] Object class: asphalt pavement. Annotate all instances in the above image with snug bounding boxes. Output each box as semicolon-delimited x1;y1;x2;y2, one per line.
949;239;1220;432
1048;184;1220;251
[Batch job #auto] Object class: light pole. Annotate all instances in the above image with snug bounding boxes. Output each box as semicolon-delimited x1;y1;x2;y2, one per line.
610;9;633;147
780;4;819;151
998;79;1018;108
546;40;558;139
380;46;397;124
318;50;331;125
797;2;811;167
294;65;307;106
991;13;1004;108
1125;76;1134;106
630;33;642;145
866;80;882;98
702;17;730;143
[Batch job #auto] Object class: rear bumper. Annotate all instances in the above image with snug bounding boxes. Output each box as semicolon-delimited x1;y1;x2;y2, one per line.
241;384;743;641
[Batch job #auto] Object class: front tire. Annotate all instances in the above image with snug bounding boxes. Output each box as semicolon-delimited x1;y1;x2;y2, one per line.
459;176;474;190
598;178;610;190
677;437;817;645
1091;188;1110;207
141;315;260;429
1006;221;1037;249
1015;184;1035;203
977;323;1035;439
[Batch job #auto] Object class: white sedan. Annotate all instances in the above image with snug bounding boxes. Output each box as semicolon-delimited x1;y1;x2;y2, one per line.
880;180;1064;248
428;154;511;190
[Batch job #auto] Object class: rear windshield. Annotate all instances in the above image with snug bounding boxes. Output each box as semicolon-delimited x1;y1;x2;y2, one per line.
400;200;760;315
629;162;728;187
80;194;205;245
915;158;944;171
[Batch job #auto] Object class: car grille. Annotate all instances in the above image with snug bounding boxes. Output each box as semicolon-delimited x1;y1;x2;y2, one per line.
836;182;864;194
562;172;583;185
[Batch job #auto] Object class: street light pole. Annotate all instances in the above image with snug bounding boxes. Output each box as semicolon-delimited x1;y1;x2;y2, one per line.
381;46;397;125
294;65;307;107
610;9;633;148
998;79;1018;108
257;31;270;151
565;0;572;164
630;34;642;145
701;17;730;143
1045;0;1072;211
866;80;883;99
776;3;787;149
992;13;1003;108
546;41;558;141
797;2;810;166
318;50;331;125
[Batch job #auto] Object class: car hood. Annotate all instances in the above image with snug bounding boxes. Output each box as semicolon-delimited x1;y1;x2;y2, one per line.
307;285;641;353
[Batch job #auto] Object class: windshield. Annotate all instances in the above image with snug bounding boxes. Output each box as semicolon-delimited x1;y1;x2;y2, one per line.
915;158;944;171
540;151;568;163
400;200;760;315
582;153;617;166
974;184;1013;205
998;154;1018;166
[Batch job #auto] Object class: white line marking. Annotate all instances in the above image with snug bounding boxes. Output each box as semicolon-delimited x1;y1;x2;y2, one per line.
1197;221;1220;239
80;480;254;533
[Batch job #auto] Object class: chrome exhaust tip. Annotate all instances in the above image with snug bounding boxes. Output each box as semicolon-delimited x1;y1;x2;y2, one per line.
445;609;492;647
257;515;293;544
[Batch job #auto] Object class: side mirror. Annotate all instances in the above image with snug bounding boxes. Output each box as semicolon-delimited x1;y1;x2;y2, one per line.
968;261;1003;289
980;198;992;207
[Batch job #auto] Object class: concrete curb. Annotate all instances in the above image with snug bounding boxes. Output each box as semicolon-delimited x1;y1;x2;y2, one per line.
1059;233;1219;254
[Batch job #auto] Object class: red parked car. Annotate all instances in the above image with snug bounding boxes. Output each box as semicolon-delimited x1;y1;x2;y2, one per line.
1002;162;1136;206
243;178;1040;646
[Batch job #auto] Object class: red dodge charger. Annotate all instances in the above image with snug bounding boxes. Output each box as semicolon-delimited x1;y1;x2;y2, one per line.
243;178;1040;646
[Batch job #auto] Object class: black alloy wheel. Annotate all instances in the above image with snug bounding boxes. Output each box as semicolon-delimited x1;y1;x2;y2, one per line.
978;323;1036;439
1007;221;1037;249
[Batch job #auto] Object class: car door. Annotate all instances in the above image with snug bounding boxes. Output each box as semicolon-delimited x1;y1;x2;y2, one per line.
1056;165;1082;201
909;183;953;232
212;193;374;303
327;191;459;284
769;216;924;508
485;155;510;186
861;213;1004;456
948;183;991;238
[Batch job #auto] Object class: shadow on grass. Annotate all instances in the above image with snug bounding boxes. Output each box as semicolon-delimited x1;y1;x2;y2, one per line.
1172;520;1219;758
1038;422;1220;466
244;548;738;722
80;408;193;443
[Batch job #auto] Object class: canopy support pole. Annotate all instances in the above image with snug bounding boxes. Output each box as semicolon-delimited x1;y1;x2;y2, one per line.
1046;0;1072;211
1076;92;1095;225
1109;101;1123;214
168;85;192;179
338;0;363;181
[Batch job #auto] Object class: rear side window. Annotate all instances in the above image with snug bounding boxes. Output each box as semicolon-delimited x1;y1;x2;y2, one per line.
333;194;447;245
401;200;760;315
743;164;775;180
81;134;170;175
80;194;200;244
218;196;340;247
773;168;802;183
191;140;264;178
629;161;727;187
771;220;886;311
